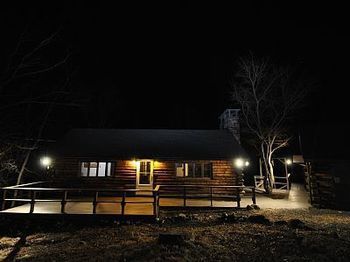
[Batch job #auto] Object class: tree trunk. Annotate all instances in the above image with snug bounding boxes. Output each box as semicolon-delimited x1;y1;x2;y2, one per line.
261;142;275;194
267;152;274;188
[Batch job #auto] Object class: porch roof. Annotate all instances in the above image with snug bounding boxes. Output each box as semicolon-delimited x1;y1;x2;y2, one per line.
52;128;247;160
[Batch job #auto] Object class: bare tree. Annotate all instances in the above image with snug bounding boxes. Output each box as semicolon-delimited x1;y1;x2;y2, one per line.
0;27;70;93
0;26;78;187
231;55;308;193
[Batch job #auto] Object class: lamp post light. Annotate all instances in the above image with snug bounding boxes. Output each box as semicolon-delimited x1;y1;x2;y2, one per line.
285;158;292;190
40;156;52;169
234;158;250;169
234;157;250;187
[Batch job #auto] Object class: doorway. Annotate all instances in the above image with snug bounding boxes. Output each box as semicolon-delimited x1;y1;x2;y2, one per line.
136;160;153;191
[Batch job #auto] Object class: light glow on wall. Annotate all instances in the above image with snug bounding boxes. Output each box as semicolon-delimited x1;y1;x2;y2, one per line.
153;160;164;169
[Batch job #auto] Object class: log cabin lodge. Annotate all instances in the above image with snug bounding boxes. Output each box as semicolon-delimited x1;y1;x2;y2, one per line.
0;109;255;218
51;109;247;190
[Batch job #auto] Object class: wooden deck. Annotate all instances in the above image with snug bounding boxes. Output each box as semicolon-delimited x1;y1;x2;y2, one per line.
0;197;240;216
1;182;256;218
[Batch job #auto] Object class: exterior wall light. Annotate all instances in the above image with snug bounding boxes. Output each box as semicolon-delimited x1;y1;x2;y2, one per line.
40;156;52;168
286;159;292;165
245;161;250;167
132;159;140;167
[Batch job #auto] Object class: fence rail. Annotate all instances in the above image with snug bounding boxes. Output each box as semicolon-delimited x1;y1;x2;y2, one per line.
1;182;257;217
1;183;160;218
158;184;256;208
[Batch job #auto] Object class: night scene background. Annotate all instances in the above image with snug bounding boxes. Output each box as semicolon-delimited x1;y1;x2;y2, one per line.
1;2;349;160
1;2;350;261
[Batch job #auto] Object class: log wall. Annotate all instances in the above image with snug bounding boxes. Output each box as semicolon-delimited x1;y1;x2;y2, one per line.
53;158;136;189
306;160;350;211
52;158;240;193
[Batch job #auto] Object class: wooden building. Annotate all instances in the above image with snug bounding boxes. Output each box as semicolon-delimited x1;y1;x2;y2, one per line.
0;110;257;217
50;110;248;194
305;160;350;211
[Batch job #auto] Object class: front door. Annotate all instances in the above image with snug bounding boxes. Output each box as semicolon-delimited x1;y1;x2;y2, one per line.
136;160;153;190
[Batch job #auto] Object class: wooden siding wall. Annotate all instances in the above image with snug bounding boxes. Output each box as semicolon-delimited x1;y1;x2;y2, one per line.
153;160;238;185
53;159;136;189
154;160;239;195
53;158;240;193
306;161;350;211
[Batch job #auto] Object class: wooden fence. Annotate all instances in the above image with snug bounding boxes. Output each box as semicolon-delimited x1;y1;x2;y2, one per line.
158;184;256;208
1;181;160;218
1;181;257;218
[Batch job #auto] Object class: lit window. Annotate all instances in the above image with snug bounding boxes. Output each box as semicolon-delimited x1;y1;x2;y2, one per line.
80;161;113;177
89;162;97;176
175;163;185;177
175;162;212;178
81;162;89;176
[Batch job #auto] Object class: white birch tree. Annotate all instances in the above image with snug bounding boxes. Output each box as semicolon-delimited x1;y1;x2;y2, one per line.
231;55;308;193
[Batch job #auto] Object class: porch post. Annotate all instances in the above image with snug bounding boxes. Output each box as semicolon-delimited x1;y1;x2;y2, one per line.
121;192;126;216
0;189;6;211
252;187;256;205
93;191;99;214
61;190;68;213
153;190;159;218
236;188;241;208
183;186;186;207
30;190;36;213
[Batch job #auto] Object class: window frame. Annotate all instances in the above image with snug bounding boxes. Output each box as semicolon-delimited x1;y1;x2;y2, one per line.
79;161;114;177
175;161;213;179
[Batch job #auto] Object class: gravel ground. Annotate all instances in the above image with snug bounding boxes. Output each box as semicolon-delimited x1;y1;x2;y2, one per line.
1;208;350;261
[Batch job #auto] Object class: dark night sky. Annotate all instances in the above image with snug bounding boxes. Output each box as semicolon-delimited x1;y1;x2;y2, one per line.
1;1;349;158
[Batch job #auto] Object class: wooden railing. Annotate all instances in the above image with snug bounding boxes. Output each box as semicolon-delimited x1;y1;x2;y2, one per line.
254;176;265;192
1;183;160;218
158;184;256;208
1;182;257;217
273;175;290;190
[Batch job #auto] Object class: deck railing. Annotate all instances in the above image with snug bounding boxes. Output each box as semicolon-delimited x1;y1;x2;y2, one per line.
158;184;256;208
1;182;160;218
1;182;257;217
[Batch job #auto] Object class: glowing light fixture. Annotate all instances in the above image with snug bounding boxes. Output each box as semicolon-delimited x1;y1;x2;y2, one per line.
286;159;292;165
40;156;52;168
132;159;140;167
245;161;250;167
234;158;244;168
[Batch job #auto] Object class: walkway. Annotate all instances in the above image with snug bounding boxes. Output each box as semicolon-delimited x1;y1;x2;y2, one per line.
241;183;311;209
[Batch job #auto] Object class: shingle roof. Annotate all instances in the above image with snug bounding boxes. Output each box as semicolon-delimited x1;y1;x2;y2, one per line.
53;128;247;160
